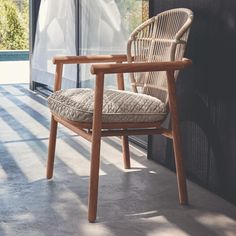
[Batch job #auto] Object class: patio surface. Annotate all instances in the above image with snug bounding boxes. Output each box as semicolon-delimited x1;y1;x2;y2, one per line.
0;83;236;236
0;61;29;84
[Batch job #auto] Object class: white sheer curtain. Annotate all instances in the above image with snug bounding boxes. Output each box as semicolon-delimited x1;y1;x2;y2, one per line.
79;0;131;88
32;0;77;89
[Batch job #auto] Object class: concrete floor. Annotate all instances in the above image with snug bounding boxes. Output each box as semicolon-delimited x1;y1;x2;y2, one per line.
0;84;236;236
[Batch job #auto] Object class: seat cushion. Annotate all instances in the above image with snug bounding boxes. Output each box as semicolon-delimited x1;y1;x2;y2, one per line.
48;88;167;123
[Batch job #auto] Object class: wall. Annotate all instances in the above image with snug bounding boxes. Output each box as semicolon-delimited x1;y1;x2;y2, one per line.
148;0;236;204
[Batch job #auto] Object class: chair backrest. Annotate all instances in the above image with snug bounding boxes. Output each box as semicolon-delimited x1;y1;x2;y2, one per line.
127;8;193;105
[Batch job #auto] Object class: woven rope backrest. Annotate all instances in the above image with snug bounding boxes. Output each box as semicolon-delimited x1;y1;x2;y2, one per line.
127;8;193;104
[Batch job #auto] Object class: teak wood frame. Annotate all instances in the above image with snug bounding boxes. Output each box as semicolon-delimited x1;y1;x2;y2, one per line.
47;54;192;222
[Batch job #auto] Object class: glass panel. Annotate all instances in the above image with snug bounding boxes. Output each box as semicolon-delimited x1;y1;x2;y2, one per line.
79;0;149;88
31;0;77;89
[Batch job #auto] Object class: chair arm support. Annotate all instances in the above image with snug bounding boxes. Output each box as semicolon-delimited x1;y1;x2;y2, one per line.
90;58;192;75
53;54;128;65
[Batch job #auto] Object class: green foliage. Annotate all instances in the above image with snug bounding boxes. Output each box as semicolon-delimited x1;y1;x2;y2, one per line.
0;0;29;50
22;0;29;41
116;0;149;33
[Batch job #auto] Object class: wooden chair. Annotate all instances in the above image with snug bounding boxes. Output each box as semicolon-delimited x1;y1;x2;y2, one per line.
47;8;194;222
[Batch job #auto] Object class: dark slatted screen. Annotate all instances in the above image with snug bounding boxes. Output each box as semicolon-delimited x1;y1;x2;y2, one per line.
148;0;236;205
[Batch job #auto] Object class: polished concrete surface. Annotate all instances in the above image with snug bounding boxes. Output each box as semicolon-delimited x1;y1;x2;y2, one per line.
0;84;236;236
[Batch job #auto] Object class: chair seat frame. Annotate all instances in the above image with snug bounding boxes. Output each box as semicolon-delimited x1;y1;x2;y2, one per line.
47;54;192;222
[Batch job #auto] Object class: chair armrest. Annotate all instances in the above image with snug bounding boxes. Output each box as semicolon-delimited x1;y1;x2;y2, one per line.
53;54;128;64
90;58;192;75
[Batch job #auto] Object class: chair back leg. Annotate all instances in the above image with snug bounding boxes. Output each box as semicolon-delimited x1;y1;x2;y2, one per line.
167;70;188;205
172;126;188;205
47;116;58;179
122;135;131;169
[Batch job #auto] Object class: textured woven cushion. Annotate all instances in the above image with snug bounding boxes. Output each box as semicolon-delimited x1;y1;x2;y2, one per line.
48;88;167;123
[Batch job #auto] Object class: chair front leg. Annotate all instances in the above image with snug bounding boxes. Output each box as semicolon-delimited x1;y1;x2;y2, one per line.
88;127;102;222
47;115;58;179
88;73;104;223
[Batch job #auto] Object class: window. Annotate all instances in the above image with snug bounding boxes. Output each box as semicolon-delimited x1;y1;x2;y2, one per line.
79;0;149;87
31;0;149;90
